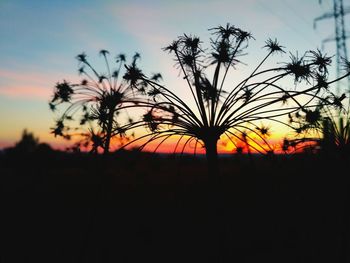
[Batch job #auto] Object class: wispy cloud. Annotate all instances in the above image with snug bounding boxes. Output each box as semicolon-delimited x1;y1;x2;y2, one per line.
109;3;173;47
108;0;284;47
0;69;77;100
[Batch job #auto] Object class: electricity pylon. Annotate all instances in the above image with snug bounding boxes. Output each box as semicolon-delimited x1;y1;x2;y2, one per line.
314;0;350;93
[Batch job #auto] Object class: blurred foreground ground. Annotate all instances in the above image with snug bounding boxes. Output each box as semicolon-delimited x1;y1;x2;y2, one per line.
1;151;350;263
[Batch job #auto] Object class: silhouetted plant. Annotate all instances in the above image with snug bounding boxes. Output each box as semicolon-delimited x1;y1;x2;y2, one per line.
120;24;350;174
321;113;350;155
49;51;142;154
285;76;350;155
283;58;350;155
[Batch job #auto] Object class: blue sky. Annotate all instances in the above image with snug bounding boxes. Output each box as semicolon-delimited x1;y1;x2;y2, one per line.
0;0;347;148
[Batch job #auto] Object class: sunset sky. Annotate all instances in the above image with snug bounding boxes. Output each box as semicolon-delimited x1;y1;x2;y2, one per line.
0;0;347;152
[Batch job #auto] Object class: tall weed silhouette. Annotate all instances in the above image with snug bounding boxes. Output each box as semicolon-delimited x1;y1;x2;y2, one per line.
50;51;142;154
120;24;350;174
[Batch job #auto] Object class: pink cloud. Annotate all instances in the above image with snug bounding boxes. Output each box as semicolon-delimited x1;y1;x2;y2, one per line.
0;85;51;100
0;69;52;83
0;69;78;100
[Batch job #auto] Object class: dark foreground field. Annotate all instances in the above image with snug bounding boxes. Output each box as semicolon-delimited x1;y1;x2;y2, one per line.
1;150;350;263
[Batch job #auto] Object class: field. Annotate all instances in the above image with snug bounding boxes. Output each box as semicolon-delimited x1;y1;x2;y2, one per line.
1;150;349;263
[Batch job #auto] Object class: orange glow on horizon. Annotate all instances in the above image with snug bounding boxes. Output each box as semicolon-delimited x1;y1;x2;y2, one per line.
1;131;289;154
1;124;304;156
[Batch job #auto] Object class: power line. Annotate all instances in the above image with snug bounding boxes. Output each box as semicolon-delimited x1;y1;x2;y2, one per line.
255;0;319;47
281;0;311;28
